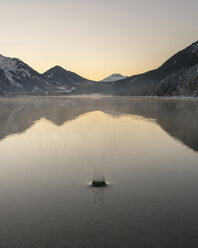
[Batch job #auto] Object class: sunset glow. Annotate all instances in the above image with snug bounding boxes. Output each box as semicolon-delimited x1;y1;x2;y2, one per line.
1;0;197;80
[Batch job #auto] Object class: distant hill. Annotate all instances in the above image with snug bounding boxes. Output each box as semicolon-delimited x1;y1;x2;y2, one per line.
101;73;127;82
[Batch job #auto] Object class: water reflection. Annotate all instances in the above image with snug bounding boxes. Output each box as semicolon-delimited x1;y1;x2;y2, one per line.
0;96;198;152
0;96;198;248
92;187;105;206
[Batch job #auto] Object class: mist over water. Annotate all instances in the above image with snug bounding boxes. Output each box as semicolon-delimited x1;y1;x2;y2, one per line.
0;96;198;248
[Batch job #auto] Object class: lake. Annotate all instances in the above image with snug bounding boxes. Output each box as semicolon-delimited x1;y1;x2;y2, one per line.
0;96;198;248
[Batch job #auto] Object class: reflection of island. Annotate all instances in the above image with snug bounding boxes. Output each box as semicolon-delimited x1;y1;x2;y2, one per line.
0;96;198;152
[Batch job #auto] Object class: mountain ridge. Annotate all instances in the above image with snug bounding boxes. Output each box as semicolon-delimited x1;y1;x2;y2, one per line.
0;40;197;96
0;54;95;95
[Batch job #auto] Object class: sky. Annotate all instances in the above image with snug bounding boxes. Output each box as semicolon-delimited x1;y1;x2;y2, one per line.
1;0;198;81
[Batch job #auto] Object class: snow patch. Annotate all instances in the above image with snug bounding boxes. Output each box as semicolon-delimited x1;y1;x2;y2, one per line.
0;54;30;88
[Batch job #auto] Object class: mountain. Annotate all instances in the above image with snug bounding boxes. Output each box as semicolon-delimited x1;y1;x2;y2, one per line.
43;66;92;92
0;55;95;95
0;40;197;96
99;41;198;96
0;54;53;95
101;73;127;82
43;66;89;84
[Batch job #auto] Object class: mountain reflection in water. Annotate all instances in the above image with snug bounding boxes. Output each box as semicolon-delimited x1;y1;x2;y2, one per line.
0;96;198;152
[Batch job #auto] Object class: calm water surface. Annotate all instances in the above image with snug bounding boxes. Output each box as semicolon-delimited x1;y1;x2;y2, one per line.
0;96;198;248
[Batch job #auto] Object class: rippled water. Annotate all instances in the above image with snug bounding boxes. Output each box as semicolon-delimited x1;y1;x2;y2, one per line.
0;96;198;248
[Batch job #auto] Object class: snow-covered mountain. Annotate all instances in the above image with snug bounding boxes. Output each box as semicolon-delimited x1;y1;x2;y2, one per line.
101;73;127;82
0;54;54;95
